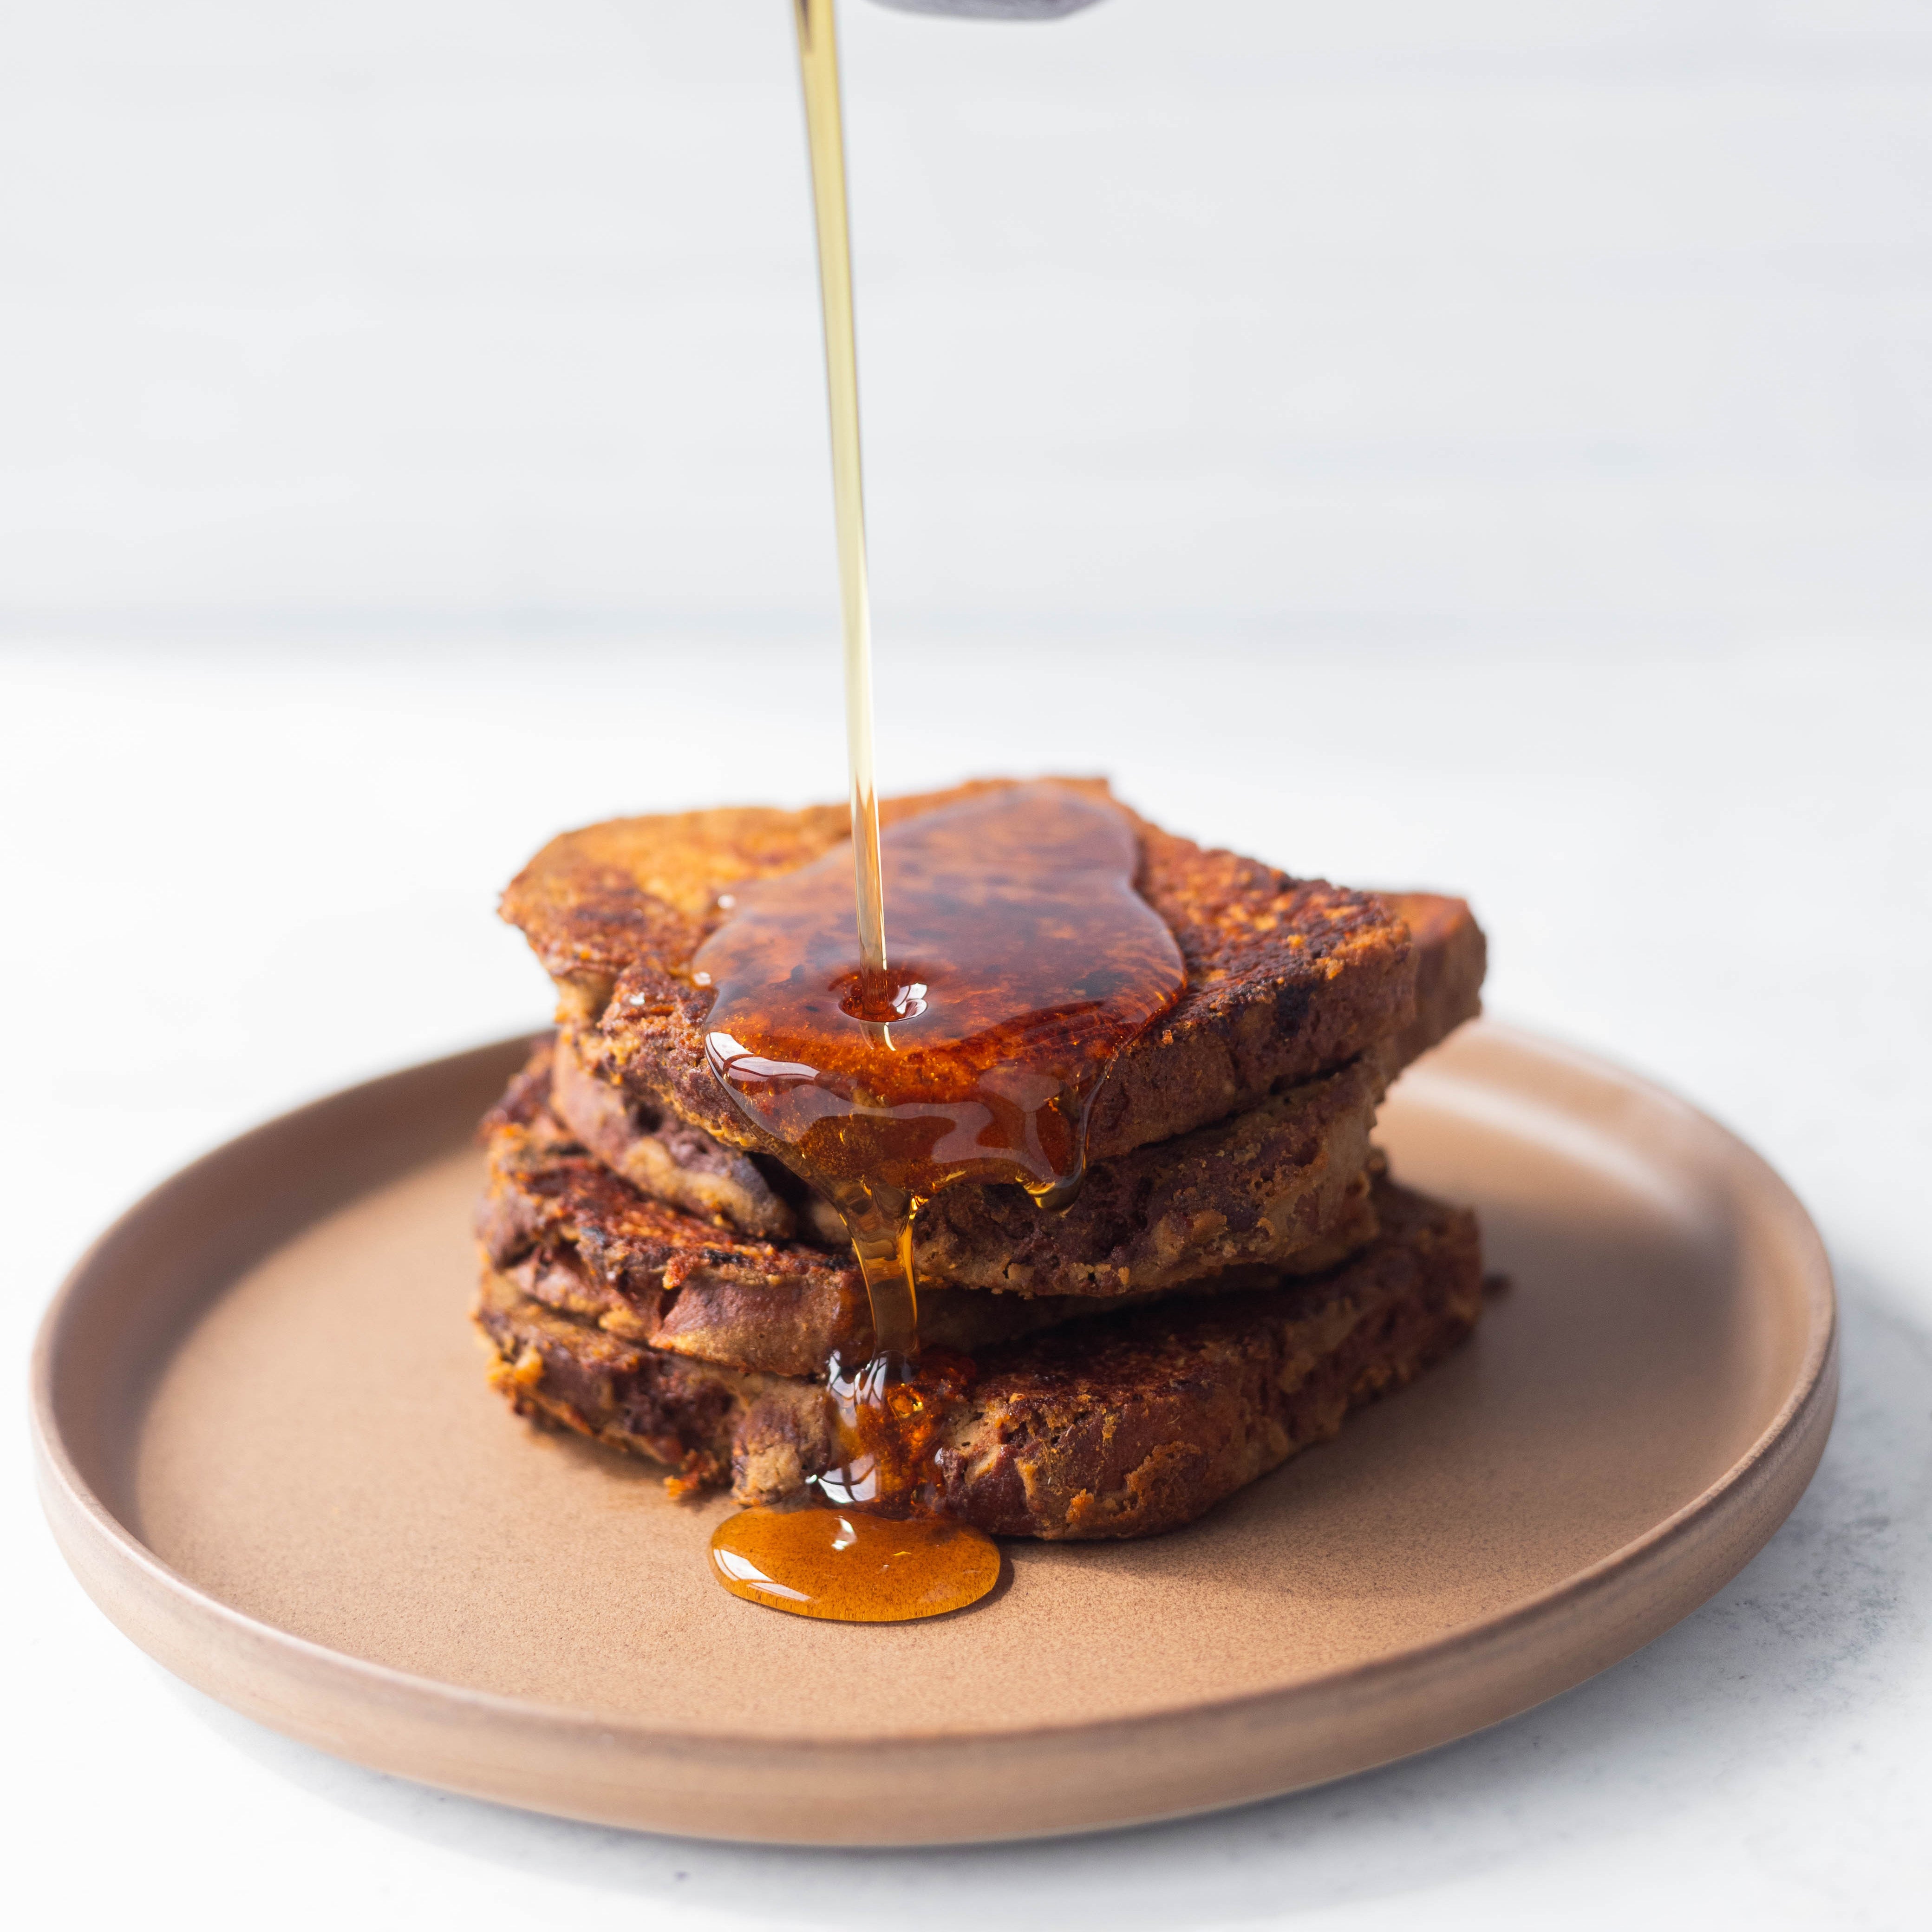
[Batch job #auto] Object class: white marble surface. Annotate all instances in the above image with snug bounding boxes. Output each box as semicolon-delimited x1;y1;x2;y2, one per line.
5;2;1930;1927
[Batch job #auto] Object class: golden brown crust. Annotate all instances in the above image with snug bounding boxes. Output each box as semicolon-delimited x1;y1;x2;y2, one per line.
474;1269;827;1499
499;778;1419;1164
1378;891;1486;1070
913;1062;1382;1294
928;1180;1482;1538
499;781;1029;1016
1081;825;1411;1158
477;1083;868;1381
547;1026;800;1239
472;1177;1484;1540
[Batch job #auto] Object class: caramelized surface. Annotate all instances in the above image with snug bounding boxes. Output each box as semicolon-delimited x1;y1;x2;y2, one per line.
499;778;1415;1166
473;1175;1486;1537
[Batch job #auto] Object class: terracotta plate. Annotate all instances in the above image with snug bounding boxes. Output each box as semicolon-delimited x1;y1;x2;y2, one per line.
30;1022;1835;1845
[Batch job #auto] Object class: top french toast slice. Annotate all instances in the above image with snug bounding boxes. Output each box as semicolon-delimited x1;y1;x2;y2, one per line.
500;778;1421;1165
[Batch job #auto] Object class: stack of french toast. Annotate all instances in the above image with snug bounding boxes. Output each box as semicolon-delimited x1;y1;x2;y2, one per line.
474;779;1488;1540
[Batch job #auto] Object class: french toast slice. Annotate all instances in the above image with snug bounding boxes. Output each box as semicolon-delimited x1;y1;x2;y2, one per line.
500;779;1423;1168
485;1039;1385;1322
473;1176;1484;1540
540;887;1482;1254
477;1077;1200;1378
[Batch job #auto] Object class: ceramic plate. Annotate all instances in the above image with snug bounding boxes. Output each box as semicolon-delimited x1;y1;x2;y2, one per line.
31;1022;1835;1844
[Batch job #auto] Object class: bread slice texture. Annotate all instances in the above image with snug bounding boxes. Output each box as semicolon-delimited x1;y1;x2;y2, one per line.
500;779;1423;1167
486;1038;1386;1325
1383;889;1488;1070
477;1078;1184;1378
535;888;1479;1291
927;1180;1480;1539
473;1175;1483;1540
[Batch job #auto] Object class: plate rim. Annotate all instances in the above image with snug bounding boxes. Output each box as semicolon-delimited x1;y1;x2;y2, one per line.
28;1021;1838;1837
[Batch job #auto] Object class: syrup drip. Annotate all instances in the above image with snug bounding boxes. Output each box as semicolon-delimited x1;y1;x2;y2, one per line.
817;1345;978;1510
710;1508;1001;1623
695;783;1187;1502
703;2;1184;1624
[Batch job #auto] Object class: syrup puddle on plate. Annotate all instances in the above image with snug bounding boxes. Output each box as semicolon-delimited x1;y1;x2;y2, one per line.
711;1507;1002;1623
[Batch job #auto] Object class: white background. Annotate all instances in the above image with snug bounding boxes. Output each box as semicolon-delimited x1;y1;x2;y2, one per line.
4;2;1928;1927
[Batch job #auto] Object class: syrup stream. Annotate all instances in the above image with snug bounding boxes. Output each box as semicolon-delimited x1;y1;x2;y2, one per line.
696;785;1188;1526
794;0;888;988
707;10;1181;1622
794;0;916;1386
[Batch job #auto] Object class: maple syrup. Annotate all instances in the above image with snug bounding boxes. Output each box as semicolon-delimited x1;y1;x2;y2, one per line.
710;1507;1000;1623
794;0;886;984
696;783;1186;1501
704;2;1183;1623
